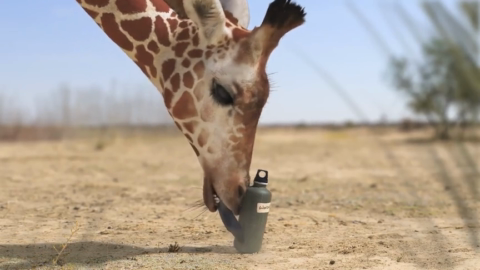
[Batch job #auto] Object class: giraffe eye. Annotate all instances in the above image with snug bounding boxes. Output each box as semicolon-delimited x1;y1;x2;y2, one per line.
211;80;234;106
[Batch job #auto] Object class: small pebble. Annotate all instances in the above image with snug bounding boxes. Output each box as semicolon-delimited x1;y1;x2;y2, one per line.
330;260;335;265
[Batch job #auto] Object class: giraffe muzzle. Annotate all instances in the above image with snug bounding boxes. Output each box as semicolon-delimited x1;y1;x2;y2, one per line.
203;177;218;212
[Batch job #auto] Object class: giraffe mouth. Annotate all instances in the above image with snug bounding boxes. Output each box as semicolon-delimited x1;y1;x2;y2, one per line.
203;179;244;241
203;179;219;212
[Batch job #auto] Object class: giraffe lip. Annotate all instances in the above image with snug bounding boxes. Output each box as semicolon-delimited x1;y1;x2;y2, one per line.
203;179;218;212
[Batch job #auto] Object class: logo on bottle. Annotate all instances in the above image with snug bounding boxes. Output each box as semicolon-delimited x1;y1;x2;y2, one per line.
257;203;270;213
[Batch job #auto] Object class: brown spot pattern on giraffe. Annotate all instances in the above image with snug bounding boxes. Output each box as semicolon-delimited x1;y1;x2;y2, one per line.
182;59;191;68
163;0;186;17
192;34;199;47
188;49;203;58
173;42;189;57
183;72;194;89
170;73;180;92
151;0;170;12
85;0;109;7
115;0;147;14
172;92;198;120
149;66;157;77
182;121;198;134
134;60;149;77
147;40;160;53
134;45;157;78
83;8;99;19
135;45;154;65
154;16;171;46
198;129;209;147
120;17;152;41
193;61;205;79
100;13;134;51
167;18;178;32
176;28;190;41
205;51;213;59
162;59;176;81
163;87;174;108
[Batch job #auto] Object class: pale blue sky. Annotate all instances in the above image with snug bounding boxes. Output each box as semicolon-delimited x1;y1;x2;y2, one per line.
0;0;467;124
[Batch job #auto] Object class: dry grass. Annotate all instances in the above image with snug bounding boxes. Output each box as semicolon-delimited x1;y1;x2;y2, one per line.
52;221;81;266
168;242;182;253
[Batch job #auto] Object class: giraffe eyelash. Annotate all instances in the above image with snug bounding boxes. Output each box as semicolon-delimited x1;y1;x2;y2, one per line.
210;79;235;106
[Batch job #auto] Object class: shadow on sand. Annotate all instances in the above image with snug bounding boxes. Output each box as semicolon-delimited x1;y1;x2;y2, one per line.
0;241;236;269
400;136;480;145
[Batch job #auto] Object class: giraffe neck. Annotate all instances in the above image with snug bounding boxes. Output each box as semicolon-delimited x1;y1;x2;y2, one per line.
76;0;208;96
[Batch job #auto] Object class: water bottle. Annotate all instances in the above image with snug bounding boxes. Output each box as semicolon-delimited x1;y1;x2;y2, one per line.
233;169;272;253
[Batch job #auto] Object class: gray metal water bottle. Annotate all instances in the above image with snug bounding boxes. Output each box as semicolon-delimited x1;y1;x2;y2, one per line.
233;169;272;253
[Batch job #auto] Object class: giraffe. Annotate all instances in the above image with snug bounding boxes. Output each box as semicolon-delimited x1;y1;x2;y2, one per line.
75;0;305;219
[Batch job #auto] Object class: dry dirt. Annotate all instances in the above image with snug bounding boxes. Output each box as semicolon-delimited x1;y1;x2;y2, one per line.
0;127;479;270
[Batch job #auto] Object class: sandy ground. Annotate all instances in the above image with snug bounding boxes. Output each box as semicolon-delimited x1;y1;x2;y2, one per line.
0;127;479;270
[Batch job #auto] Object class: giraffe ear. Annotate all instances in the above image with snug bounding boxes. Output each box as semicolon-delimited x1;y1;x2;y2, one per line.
250;0;306;58
182;0;227;42
220;0;250;28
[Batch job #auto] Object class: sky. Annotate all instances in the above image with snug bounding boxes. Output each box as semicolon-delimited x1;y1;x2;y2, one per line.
0;0;470;124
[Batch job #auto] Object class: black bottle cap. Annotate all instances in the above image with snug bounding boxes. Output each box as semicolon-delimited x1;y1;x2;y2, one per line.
253;169;268;185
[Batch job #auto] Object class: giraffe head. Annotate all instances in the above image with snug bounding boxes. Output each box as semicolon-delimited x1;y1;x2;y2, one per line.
162;0;305;215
